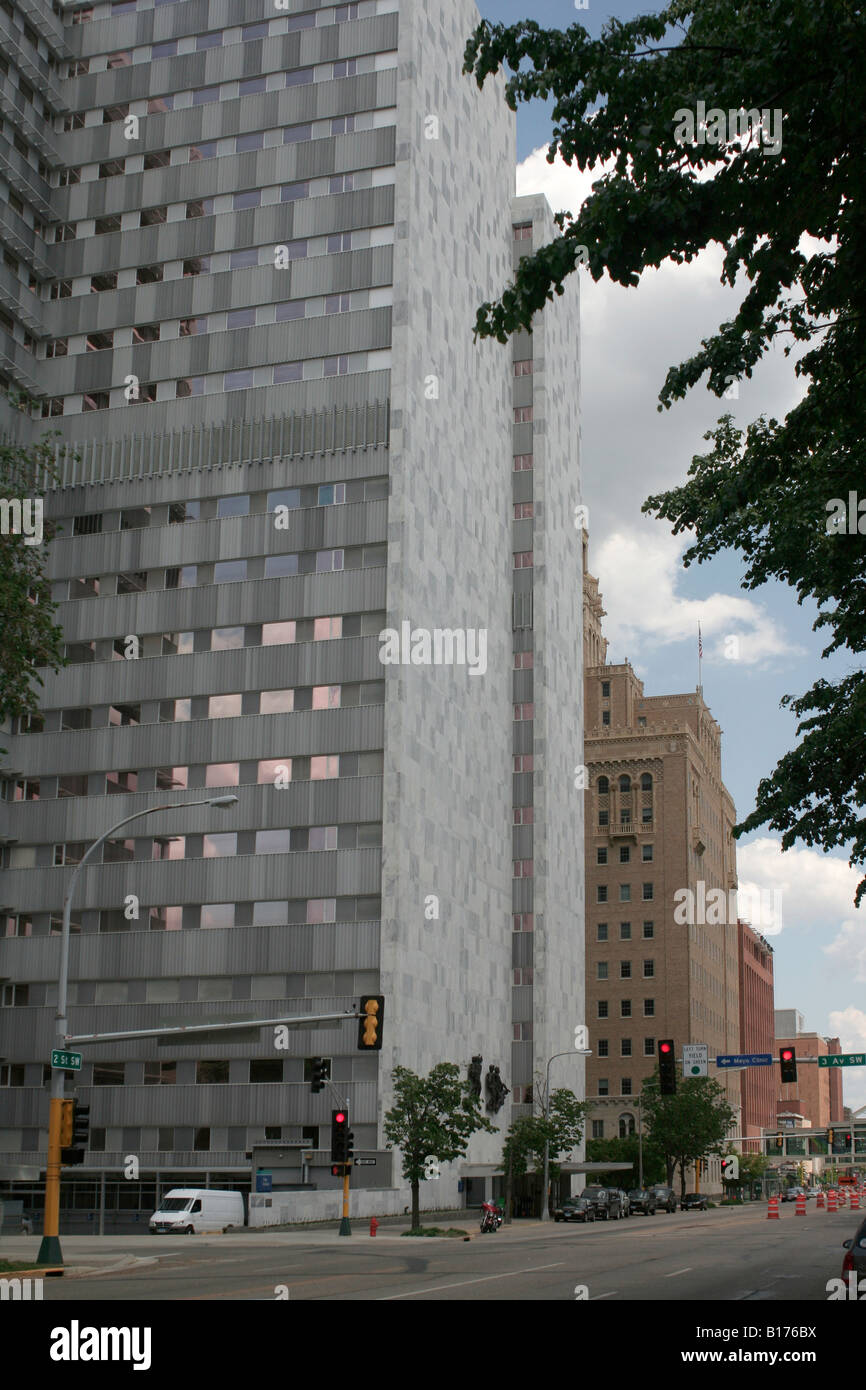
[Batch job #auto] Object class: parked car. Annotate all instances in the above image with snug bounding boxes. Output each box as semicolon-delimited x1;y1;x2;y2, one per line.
681;1192;708;1211
652;1185;678;1213
841;1214;866;1282
582;1186;625;1220
553;1196;596;1224
628;1188;658;1215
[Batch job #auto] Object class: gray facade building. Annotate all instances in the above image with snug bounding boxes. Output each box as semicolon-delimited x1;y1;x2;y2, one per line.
0;0;583;1222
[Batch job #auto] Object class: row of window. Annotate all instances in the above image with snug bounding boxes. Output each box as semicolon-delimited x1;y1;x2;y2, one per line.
0;1115;288;1154
3;971;367;1009
61;51;398;131
597;883;655;902
597;961;657;980
52;165;387;239
597;1000;656;1018
4;895;382;937
598;808;653;827
45;213;391;301
42;287;386;360
597;844;653;864
596;1039;658;1058
60;605;386;668
58;482;386;538
597;1080;640;1097
62;548;387;601
40;818;383;869
591;1118;638;1140
42;347;389;417
598;774;654;793
597;921;656;941
65;3;361;65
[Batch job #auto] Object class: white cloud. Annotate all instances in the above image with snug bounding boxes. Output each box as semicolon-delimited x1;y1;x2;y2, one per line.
827;1008;866;1112
736;837;864;940
592;527;801;667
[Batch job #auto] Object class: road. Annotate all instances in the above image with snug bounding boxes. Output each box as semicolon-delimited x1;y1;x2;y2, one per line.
27;1203;858;1301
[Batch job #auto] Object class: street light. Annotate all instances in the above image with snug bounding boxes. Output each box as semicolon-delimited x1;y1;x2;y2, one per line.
540;1048;592;1221
37;794;238;1266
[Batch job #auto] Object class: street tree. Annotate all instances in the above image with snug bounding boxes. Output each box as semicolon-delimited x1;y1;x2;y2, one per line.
642;1074;735;1199
384;1063;495;1229
0;435;64;745
502;1088;589;1212
585;1132;666;1188
463;0;866;902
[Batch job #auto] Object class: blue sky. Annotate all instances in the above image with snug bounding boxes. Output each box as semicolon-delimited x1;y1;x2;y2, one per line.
474;0;866;1108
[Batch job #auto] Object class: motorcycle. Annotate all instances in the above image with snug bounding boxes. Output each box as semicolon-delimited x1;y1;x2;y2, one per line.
479;1201;503;1233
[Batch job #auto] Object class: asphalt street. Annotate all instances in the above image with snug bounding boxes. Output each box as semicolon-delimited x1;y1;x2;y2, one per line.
15;1203;859;1301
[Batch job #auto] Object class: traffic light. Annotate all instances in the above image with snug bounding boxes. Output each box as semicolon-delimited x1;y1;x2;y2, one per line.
61;1101;90;1166
345;1127;355;1163
357;995;384;1050
779;1046;797;1083
658;1039;676;1095
59;1098;74;1148
310;1057;327;1094
827;1128;835;1149
775;1132;784;1151
331;1109;349;1164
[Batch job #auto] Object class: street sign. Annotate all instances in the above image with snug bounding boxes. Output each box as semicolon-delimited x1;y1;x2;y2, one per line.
818;1053;866;1068
51;1050;81;1071
683;1043;708;1077
721;1156;739;1181
716;1053;773;1068
255;1172;272;1193
353;1158;376;1166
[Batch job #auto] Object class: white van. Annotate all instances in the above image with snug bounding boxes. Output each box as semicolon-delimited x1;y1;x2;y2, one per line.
149;1188;245;1234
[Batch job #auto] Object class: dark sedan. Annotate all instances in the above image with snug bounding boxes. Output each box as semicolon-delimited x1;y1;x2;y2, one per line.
553;1196;596;1224
681;1192;708;1211
628;1188;658;1215
582;1186;625;1220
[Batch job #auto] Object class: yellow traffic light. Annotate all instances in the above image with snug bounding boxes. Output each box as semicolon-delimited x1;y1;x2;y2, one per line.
776;1132;784;1150
357;995;384;1050
827;1128;835;1148
59;1098;74;1147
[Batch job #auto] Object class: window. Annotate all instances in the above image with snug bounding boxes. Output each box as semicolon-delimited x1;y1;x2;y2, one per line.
642;844;653;861
643;883;654;901
621;1000;632;1018
643;921;654;939
619;846;630;864
591;1120;604;1139
82;392;110;412
93;1063;124;1086
1;984;29;1007
621;1079;632;1096
601;681;610;697
598;1079;609;1097
597;962;608;981
513;406;533;423
99;159;125;178
642;805;653;823
597;776;609;794
230;248;258;270
196;1061;229;1084
619;922;631;941
194;1128;211;1151
597;1040;609;1058
137;265;163;284
144;1062;176;1085
595;923;608;943
596;886;608;903
620;961;631;979
619;775;631;792
250;1060;283;1083
203;833;236;858
602;710;610;726
641;773;653;791
58;774;88;798
620;884;631;903
91;273;118;293
597;1001;608;1019
643;999;655;1017
200;904;234;929
644;1038;655;1056
643;960;655;978
621;1039;632;1057
598;811;609;827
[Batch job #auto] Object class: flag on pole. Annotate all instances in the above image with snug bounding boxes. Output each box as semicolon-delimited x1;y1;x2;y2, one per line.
698;622;703;659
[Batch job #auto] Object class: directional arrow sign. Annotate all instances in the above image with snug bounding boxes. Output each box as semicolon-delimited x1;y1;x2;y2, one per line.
353;1158;376;1166
716;1053;773;1068
818;1053;866;1068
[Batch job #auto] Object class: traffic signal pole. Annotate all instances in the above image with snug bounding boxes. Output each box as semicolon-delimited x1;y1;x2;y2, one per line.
339;1098;352;1236
39;1093;64;1266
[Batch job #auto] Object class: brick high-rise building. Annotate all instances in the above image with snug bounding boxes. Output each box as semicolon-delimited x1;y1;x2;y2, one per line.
0;0;583;1223
737;920;775;1149
582;538;740;1160
774;1015;844;1130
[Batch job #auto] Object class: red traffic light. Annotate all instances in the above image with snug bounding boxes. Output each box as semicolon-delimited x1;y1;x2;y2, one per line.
335;1112;346;1124
781;1049;793;1061
660;1042;672;1054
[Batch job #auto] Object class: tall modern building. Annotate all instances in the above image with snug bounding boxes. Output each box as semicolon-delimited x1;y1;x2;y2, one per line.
0;0;583;1222
737;919;775;1150
582;540;741;1175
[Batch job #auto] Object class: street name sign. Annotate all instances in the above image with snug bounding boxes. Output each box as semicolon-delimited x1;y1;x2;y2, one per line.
683;1043;708;1076
818;1053;866;1067
51;1050;81;1070
716;1053;773;1068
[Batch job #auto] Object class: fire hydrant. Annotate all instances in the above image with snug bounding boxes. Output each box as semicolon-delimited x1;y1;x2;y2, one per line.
370;1217;379;1237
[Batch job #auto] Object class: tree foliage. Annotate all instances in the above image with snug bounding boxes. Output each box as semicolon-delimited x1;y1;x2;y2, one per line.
502;1087;589;1181
463;0;866;900
642;1074;735;1195
384;1063;495;1228
0;436;64;739
585;1132;666;1187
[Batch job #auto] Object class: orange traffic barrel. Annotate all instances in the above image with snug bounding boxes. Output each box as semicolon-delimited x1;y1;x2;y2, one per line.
767;1196;780;1219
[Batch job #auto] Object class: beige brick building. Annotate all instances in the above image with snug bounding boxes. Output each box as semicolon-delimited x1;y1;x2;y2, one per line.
582;537;741;1169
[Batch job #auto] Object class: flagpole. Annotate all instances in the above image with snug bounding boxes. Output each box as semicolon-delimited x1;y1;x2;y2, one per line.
698;621;703;694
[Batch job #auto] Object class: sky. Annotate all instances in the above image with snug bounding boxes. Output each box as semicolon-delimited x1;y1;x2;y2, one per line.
475;0;866;1111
